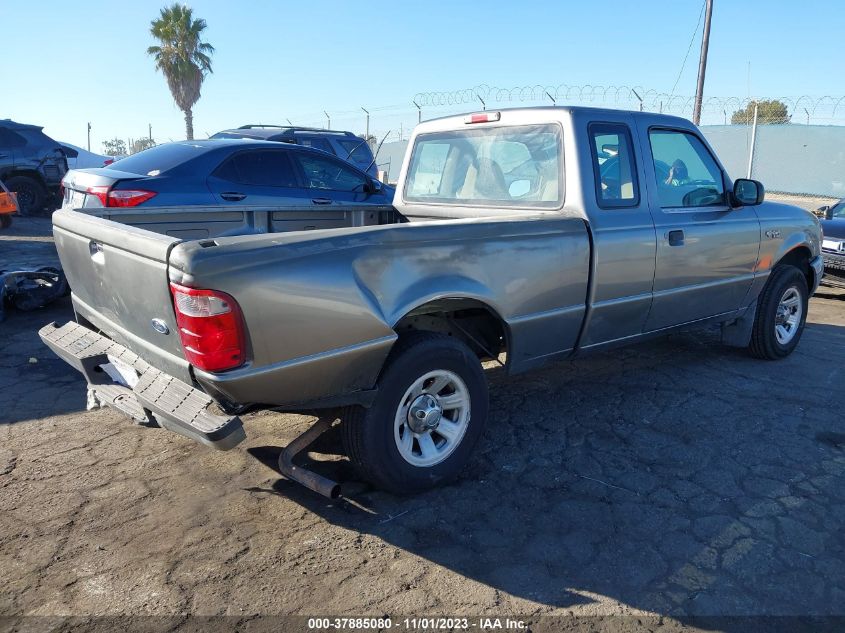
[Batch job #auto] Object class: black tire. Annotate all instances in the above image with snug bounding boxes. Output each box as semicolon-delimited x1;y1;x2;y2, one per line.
0;214;10;229
749;265;809;360
341;332;489;494
5;175;46;215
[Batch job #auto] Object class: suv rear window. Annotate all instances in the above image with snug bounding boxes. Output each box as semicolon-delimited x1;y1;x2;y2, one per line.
0;128;27;148
405;124;562;208
105;142;206;176
338;139;375;166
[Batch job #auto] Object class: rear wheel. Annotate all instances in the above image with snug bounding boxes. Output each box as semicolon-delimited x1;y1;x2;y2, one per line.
5;176;46;215
341;332;489;494
749;265;809;359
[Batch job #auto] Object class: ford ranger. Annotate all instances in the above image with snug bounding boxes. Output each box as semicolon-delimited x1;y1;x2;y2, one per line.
40;107;823;494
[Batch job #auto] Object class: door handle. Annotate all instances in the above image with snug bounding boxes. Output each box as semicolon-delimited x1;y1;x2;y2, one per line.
666;229;685;246
220;191;246;201
311;198;333;205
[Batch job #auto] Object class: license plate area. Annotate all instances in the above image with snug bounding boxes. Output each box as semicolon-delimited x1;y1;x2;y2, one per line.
822;238;842;252
100;354;139;389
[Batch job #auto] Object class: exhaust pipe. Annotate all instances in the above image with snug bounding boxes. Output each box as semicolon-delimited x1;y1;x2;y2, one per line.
277;416;341;499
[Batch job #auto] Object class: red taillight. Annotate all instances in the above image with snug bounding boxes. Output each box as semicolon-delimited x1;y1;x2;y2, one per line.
84;186;156;207
86;185;110;206
464;111;501;124
169;283;246;372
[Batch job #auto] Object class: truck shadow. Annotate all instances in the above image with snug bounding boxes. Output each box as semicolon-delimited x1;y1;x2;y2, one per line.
248;323;845;624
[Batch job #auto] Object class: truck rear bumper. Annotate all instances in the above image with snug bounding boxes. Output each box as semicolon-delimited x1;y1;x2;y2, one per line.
39;321;245;450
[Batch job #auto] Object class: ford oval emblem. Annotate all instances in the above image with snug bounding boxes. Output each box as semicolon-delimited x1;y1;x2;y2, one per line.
151;318;170;335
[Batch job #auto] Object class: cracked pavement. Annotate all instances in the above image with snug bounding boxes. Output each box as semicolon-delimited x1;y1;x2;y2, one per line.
0;216;844;626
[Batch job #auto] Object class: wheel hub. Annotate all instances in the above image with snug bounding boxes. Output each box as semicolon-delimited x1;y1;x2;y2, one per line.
407;394;442;433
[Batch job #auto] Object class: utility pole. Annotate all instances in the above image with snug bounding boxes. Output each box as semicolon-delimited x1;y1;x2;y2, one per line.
692;0;714;125
413;100;421;123
324;111;331;129
87;122;91;152
148;123;152;142
361;107;370;139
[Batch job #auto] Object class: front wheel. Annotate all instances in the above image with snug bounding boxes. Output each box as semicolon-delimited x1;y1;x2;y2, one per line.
341;332;489;494
749;265;809;359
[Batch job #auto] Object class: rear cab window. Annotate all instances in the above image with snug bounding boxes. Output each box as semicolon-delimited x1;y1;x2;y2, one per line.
588;123;639;208
405;124;562;208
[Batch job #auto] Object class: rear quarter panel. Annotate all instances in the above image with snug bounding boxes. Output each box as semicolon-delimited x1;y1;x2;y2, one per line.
170;215;590;406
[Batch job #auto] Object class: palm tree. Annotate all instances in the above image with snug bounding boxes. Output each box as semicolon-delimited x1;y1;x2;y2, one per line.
147;3;214;140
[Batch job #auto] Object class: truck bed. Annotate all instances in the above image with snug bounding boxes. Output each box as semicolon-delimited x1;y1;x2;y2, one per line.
51;205;590;409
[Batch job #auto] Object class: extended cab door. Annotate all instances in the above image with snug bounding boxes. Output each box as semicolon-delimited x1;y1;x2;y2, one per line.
576;114;658;349
639;126;760;331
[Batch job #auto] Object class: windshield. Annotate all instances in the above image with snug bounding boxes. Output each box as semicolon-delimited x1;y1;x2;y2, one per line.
105;142;206;176
832;201;845;218
405;124;562;208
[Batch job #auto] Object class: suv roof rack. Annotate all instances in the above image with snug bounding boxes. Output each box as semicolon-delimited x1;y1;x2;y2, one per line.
236;125;355;136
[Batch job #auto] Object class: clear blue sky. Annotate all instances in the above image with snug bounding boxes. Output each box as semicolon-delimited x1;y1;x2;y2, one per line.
7;0;843;151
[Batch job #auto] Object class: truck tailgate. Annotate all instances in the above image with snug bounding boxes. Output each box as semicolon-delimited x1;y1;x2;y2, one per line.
52;209;192;383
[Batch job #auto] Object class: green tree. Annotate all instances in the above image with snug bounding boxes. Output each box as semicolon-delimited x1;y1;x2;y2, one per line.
147;3;214;140
102;138;127;157
731;99;790;125
131;138;157;154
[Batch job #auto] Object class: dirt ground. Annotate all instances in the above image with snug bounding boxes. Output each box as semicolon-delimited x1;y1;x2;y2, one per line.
1;216;844;629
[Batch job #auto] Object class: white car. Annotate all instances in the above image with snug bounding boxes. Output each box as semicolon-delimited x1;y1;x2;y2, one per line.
59;143;114;169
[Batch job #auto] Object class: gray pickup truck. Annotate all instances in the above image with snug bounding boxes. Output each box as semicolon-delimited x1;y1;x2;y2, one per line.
41;107;823;494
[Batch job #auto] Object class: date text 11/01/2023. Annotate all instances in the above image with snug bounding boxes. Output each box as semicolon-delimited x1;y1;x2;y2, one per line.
306;617;527;630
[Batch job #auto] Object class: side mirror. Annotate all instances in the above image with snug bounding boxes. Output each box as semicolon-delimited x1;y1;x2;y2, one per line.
731;178;765;207
825;207;834;221
367;178;384;194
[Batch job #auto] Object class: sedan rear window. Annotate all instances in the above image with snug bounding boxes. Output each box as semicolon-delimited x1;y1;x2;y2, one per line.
106;142;207;176
405;124;562;208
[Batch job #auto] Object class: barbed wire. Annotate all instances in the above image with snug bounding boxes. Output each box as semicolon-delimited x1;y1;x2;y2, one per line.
410;84;845;121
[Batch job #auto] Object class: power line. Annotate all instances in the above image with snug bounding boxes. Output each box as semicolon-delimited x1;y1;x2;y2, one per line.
670;0;706;98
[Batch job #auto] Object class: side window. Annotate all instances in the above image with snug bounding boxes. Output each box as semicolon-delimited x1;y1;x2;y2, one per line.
215;150;298;187
337;139;374;167
298;137;334;155
294;153;368;191
589;123;639;208
649;130;725;208
0;128;26;149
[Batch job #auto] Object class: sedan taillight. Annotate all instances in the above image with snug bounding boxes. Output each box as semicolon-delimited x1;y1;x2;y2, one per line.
85;186;156;207
169;283;246;372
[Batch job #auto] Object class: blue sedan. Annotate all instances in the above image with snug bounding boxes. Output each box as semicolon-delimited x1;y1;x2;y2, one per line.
61;139;393;212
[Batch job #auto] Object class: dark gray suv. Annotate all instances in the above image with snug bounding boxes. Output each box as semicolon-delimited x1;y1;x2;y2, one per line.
211;125;379;179
0;120;68;213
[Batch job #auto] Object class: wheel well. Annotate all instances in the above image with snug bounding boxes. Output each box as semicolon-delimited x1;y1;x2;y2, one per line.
4;170;48;188
393;298;508;364
776;246;813;290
